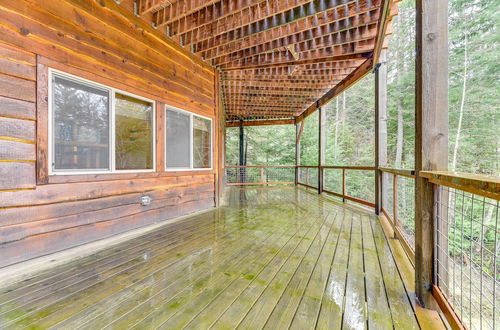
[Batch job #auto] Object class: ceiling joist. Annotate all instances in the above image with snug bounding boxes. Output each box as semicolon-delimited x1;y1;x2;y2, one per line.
132;0;397;121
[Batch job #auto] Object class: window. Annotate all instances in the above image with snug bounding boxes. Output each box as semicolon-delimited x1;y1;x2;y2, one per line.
49;70;155;174
115;93;154;170
165;107;212;170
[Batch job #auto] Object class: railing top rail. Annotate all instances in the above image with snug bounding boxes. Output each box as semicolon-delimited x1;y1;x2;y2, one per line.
420;171;500;201
224;165;296;168
296;165;375;170
322;166;376;170
380;167;416;178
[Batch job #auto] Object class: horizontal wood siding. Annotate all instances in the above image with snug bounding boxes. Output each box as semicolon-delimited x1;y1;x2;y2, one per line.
0;41;36;191
0;0;217;268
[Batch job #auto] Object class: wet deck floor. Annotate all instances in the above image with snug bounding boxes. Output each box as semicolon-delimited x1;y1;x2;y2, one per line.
0;187;428;329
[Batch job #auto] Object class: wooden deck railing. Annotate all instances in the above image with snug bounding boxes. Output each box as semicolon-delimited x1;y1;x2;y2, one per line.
378;169;499;329
224;165;295;186
420;171;499;330
297;165;376;208
379;167;417;263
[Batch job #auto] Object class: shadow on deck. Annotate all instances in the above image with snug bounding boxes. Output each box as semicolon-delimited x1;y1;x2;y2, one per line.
0;187;446;329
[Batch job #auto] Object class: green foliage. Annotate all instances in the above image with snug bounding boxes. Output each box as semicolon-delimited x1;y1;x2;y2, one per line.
225;125;295;165
300;111;319;165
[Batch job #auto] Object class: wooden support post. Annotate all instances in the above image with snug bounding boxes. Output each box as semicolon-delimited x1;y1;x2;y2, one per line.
215;70;224;207
260;167;265;184
239;120;245;183
415;0;449;308
375;50;388;215
318;106;326;194
295;122;301;184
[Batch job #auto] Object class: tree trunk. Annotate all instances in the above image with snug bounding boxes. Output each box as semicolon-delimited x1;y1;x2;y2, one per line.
334;97;340;162
449;30;468;230
394;11;404;169
395;99;404;168
452;32;468;171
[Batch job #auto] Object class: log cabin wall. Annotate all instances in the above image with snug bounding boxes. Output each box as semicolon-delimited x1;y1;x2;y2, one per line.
0;0;219;268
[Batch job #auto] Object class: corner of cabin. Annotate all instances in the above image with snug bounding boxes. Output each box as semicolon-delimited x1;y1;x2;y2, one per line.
0;0;221;268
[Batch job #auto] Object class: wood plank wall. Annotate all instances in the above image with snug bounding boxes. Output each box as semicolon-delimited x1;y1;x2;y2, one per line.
0;0;218;268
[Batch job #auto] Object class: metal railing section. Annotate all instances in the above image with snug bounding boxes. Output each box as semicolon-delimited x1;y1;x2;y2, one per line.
380;168;416;260
431;176;499;329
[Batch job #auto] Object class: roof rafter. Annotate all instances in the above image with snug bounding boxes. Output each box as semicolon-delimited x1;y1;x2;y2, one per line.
213;22;378;66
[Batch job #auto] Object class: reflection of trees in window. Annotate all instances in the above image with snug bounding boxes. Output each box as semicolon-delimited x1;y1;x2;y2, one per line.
53;77;109;170
165;110;191;168
193;116;211;168
115;93;153;170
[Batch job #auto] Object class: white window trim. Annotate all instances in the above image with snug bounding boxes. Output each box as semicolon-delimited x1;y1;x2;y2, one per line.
165;104;213;171
48;68;156;175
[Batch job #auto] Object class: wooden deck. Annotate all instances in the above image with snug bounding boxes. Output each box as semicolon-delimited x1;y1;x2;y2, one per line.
0;187;442;329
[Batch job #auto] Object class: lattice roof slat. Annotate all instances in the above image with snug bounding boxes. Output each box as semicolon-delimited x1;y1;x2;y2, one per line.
134;0;398;122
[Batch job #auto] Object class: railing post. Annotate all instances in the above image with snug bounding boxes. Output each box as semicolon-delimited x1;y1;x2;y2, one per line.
295;122;302;185
260;167;265;184
415;0;449;307
375;49;388;215
318;105;326;194
342;169;346;203
238;120;245;184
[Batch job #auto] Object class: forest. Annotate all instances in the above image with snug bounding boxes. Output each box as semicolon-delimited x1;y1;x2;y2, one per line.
225;0;499;327
226;0;498;175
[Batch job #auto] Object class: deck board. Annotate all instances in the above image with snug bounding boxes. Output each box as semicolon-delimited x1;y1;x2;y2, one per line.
0;187;431;329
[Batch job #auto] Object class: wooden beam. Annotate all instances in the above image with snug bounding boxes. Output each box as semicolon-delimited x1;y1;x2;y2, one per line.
226;101;314;107
415;0;448;308
222;53;370;71
296;120;304;144
222;61;365;75
226;110;299;116
221;42;375;70
296;55;374;122
223;75;347;88
222;72;352;80
139;0;171;15
222;75;347;83
372;0;392;65
225;119;295;127
223;90;323;96
420;171;500;201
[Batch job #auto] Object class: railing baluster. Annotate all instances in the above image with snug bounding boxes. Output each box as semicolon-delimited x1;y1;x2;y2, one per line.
260;167;265;184
342;169;346;203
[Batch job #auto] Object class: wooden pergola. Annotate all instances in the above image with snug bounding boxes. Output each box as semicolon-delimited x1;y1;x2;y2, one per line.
136;0;397;123
2;0;497;328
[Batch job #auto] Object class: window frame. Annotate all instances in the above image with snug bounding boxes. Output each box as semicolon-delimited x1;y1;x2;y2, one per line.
164;105;213;171
48;68;156;175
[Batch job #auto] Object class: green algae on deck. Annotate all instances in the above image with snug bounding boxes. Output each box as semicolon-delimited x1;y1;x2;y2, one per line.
0;187;432;329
